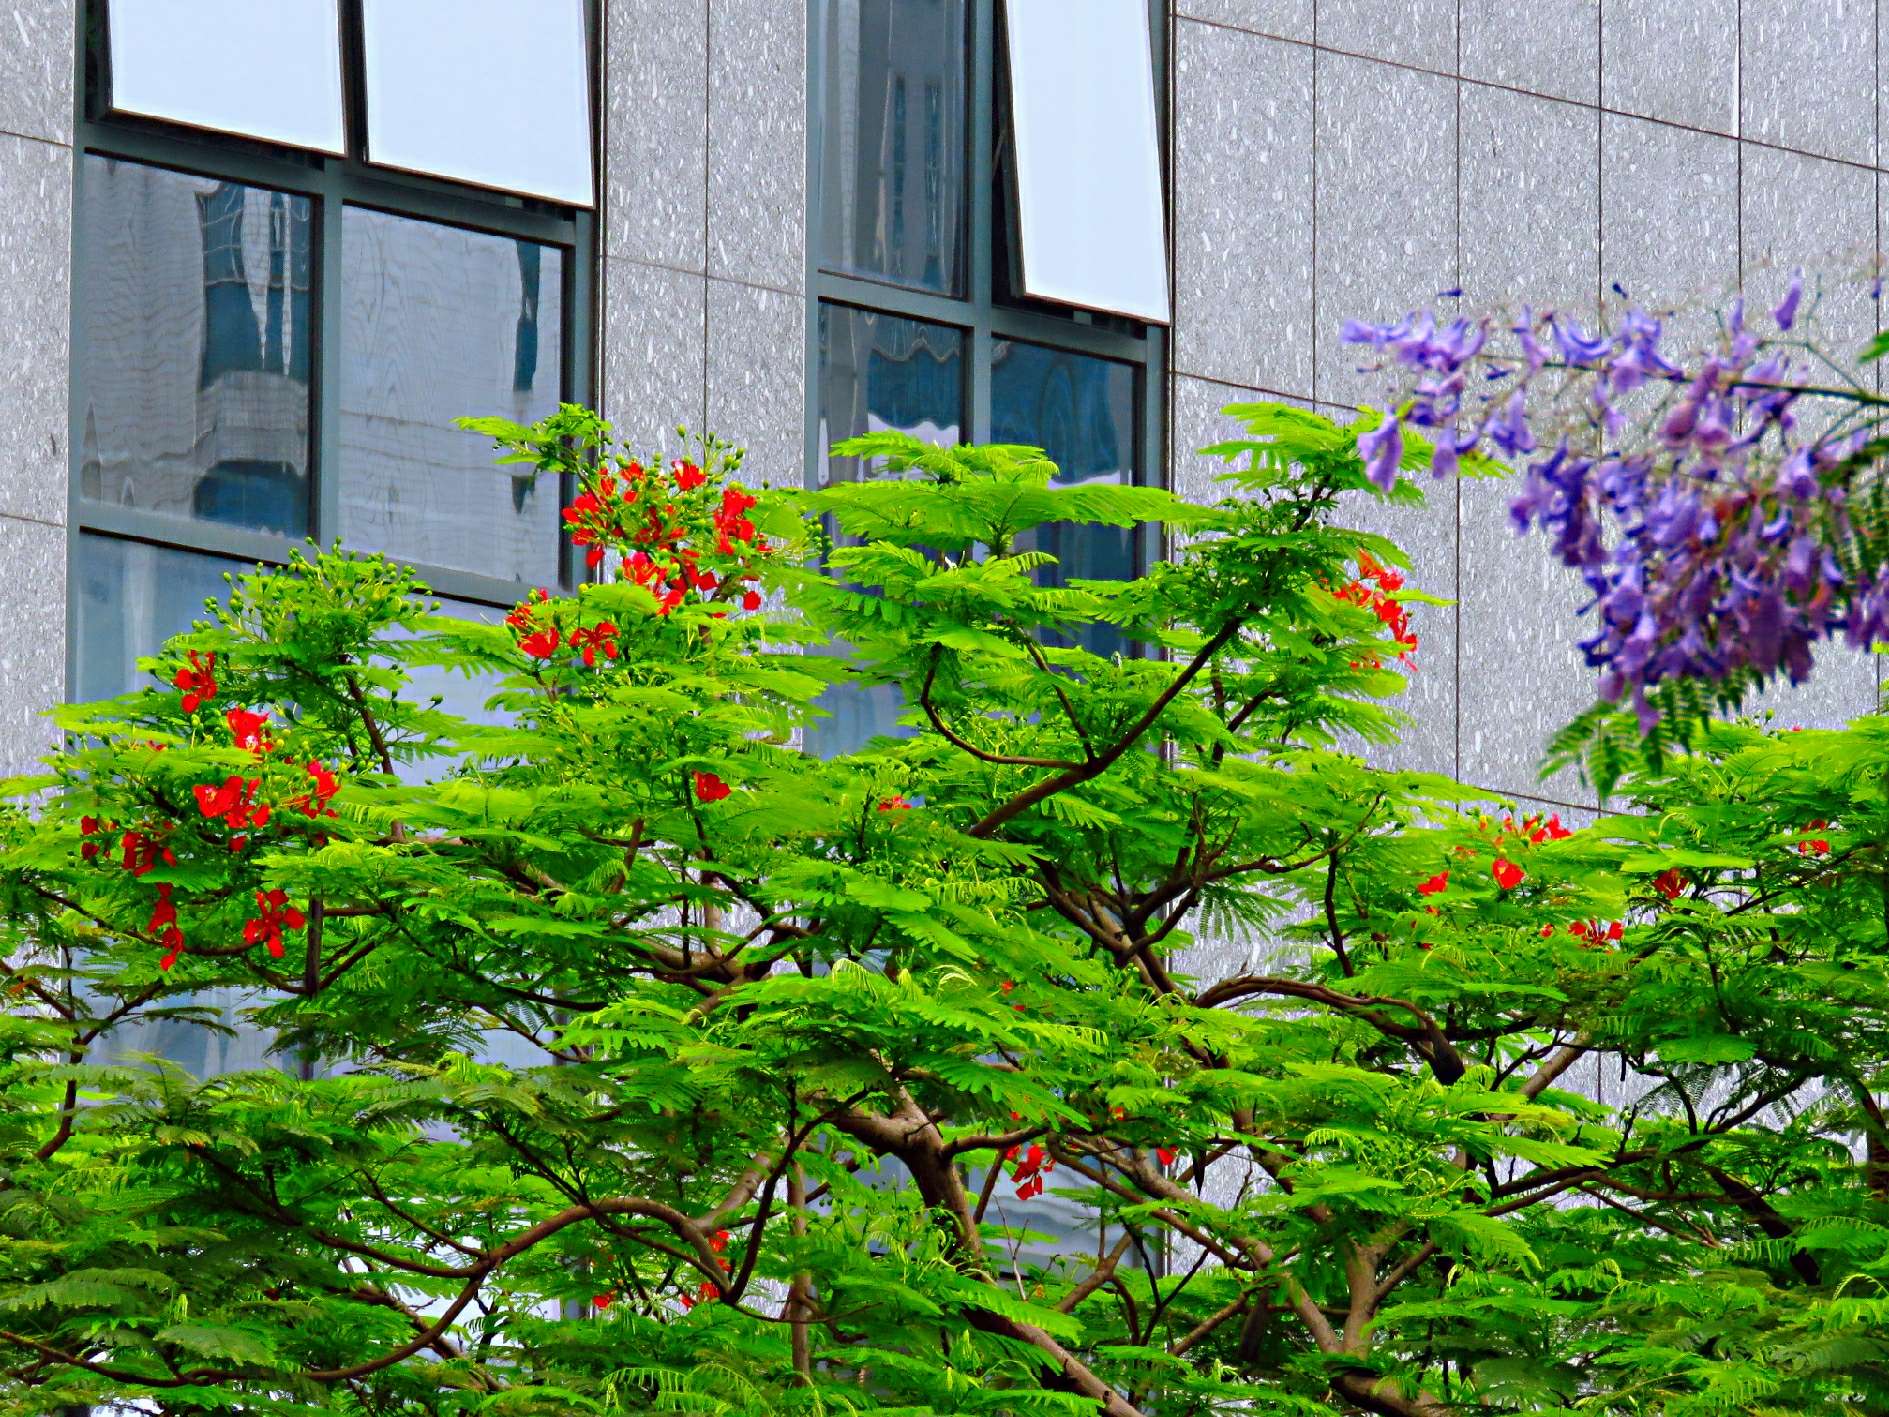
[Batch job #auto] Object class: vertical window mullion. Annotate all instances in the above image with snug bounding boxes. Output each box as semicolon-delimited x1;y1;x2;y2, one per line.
968;0;994;443
312;175;345;545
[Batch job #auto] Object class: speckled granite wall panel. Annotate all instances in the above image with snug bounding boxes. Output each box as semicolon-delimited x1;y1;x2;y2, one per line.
601;257;708;453
605;0;708;272
705;278;804;488
1601;0;1737;134
0;517;64;773
707;0;805;292
1462;0;1599;106
0;133;71;529
1172;20;1314;397
1742;0;1874;167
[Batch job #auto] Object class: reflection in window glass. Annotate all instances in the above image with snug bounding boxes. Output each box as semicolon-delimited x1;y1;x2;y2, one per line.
75;535;277;1078
816;303;964;486
817;0;966;295
75;535;242;704
76;157;312;538
107;0;346;153
360;0;594;206
992;340;1138;655
812;305;965;756
338;207;565;583
1002;0;1169;322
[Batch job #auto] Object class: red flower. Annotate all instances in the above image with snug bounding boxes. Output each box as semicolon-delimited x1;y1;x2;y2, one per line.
120;829;176;878
592;1291;615;1310
692;771;731;803
568;621;620;667
741;589;762;611
290;760;340;819
673;460;708;491
173;651;217;713
878;795;912;812
1539;924;1554;937
999;980;1014;994
195;775;269;837
519;626;562;660
79;815;114;863
1606;920;1624;941
243;888;307;960
1491;857;1525;890
1416;870;1449;897
148;882;185;968
1010;1142;1053;1200
1653;867;1685;900
225;707;271;754
506;587;551;631
1799;820;1831;856
1155;1146;1179;1168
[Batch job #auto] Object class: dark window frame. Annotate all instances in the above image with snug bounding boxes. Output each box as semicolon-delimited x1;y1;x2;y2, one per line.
66;0;599;698
804;0;1170;571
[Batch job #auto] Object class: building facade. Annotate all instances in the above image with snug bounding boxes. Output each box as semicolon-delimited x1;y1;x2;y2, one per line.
0;0;1885;838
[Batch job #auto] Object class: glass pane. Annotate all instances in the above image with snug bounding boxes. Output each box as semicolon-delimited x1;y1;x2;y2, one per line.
75;535;244;705
817;0;966;295
361;0;594;206
338;207;565;584
811;304;964;756
816;303;964;486
992;340;1138;655
76;157;313;539
107;0;345;153
1003;0;1169;322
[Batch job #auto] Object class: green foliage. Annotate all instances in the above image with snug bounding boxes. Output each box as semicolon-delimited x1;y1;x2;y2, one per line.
0;402;1885;1416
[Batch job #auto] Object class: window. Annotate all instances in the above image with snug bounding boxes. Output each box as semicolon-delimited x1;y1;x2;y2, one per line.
807;0;1168;745
72;0;597;704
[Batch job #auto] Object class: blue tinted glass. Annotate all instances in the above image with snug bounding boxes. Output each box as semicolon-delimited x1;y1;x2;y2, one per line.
817;0;966;294
338;206;565;584
75;535;241;703
76;157;312;538
812;304;966;755
991;340;1139;654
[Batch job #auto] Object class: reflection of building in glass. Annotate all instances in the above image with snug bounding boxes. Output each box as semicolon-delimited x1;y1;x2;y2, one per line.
77;159;313;537
336;207;563;583
816;304;963;486
819;0;964;297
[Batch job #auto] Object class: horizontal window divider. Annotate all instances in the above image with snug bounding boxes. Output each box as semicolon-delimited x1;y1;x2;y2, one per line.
77;129;584;247
987;305;1149;361
78;120;339;197
813;275;976;330
79;509;308;569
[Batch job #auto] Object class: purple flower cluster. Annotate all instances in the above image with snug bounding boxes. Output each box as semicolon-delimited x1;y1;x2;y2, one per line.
1342;274;1889;729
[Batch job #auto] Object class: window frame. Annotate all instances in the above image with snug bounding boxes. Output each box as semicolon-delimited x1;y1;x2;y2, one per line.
66;0;599;698
803;0;1169;571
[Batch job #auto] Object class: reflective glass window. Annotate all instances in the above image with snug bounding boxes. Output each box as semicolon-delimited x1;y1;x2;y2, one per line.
106;0;346;154
338;207;565;584
812;304;965;754
1002;0;1168;322
76;157;313;538
992;339;1138;654
816;303;965;486
816;0;967;295
361;0;595;206
74;535;241;704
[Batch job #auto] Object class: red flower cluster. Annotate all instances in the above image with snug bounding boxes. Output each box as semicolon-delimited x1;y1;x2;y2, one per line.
563;465;646;570
676;1229;733;1311
120;828;175;878
1417;870;1449;896
1335;551;1418;668
1005;1141;1055;1200
195;774;270;851
1799;819;1831;856
1653;867;1686;900
877;795;912;812
243;889;307;960
1491;857;1526;891
568;621;620;666
149;883;185;971
289;760;341;819
693;771;731;803
173;651;217;713
226;707;272;754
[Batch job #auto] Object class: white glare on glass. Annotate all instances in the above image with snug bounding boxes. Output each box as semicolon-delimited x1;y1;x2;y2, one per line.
361;0;594;207
107;0;345;153
1002;0;1169;324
